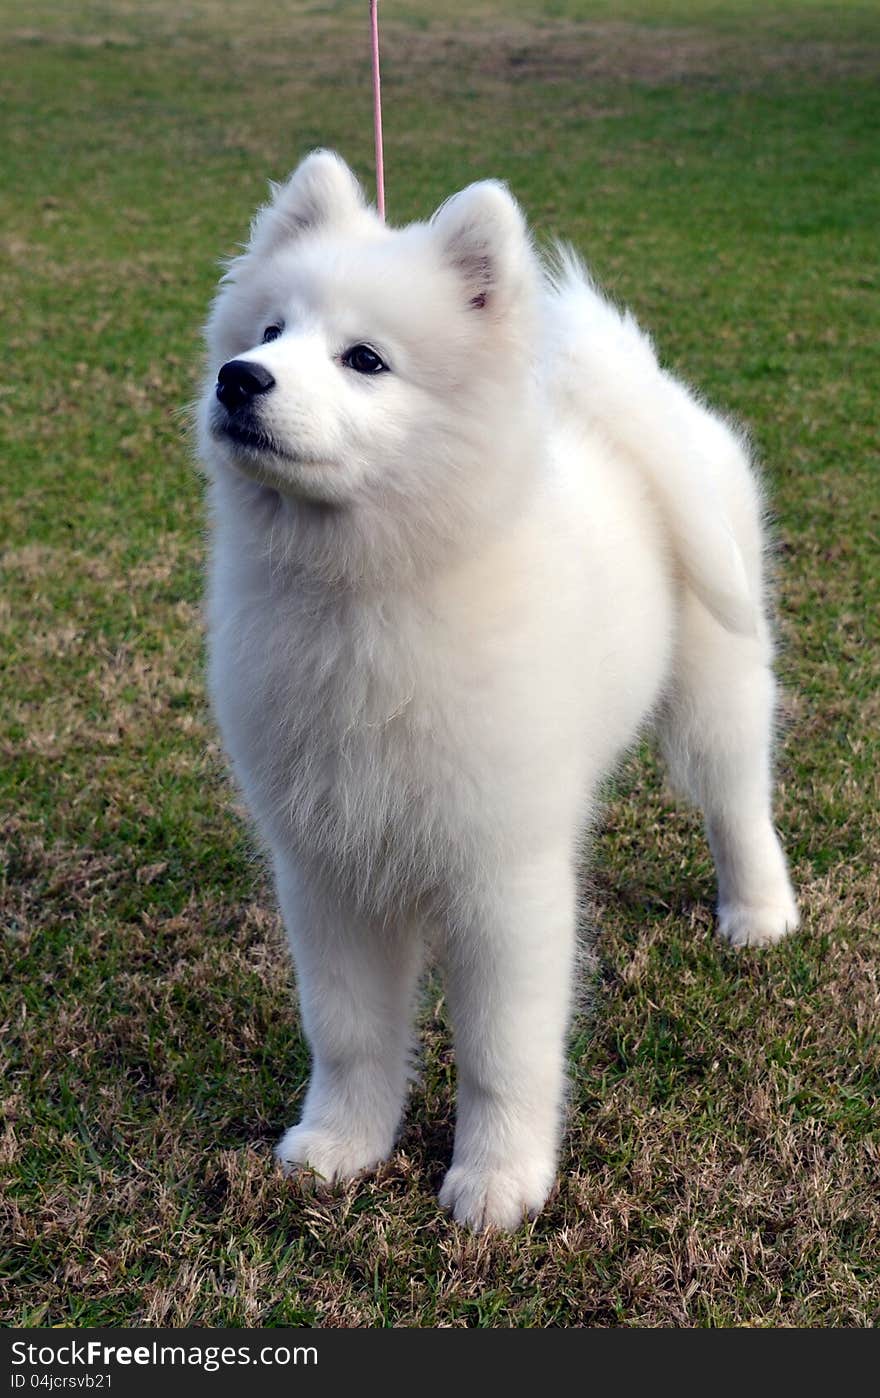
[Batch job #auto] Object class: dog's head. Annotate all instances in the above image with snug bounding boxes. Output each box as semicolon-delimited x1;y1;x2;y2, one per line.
200;151;541;560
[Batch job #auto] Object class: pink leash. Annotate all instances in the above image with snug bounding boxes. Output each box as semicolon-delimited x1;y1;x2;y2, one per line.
369;1;385;220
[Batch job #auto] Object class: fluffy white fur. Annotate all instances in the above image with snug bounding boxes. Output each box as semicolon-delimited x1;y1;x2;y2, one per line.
197;150;799;1231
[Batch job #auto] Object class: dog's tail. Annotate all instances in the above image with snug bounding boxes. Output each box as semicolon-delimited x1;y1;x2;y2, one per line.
548;248;759;638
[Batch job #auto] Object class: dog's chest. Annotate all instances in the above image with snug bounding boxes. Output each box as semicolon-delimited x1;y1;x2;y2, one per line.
210;580;489;899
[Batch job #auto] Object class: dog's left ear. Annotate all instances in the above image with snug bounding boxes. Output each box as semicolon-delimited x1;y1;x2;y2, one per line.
248;149;365;257
431;181;535;315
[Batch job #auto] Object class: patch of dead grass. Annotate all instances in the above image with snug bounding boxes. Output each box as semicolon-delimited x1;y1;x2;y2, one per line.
9;9;879;89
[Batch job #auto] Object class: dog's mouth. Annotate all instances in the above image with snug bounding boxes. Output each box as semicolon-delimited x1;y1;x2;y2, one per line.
218;416;292;460
211;413;336;492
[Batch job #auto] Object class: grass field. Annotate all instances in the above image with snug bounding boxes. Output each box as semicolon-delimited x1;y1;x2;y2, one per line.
2;0;878;1327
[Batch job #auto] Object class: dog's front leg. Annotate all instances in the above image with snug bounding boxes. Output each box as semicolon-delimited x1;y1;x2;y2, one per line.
439;847;577;1230
273;861;424;1184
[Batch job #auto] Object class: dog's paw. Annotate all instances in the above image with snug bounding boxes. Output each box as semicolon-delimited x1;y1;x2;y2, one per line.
275;1123;390;1185
718;896;800;948
438;1159;554;1232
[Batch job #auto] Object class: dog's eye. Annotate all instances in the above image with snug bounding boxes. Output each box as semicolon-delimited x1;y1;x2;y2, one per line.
262;324;283;344
342;343;388;375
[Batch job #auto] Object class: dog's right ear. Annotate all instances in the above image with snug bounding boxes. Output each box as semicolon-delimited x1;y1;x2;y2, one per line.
247;150;365;257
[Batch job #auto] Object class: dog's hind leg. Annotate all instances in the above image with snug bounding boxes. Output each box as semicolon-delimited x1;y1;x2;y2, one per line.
659;593;799;947
273;860;424;1181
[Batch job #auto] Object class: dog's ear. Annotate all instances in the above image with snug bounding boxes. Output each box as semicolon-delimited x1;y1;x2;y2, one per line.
431;181;534;315
248;150;365;256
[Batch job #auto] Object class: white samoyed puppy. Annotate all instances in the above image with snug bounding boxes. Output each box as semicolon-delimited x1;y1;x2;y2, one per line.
198;150;799;1230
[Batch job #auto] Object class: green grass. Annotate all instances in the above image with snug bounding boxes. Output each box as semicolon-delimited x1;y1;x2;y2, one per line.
2;0;878;1327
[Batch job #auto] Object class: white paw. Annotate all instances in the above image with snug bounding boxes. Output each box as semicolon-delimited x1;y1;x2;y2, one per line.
438;1159;555;1231
718;895;800;948
275;1123;391;1184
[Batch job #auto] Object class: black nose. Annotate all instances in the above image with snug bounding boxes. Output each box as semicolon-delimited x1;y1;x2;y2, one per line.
216;359;275;412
